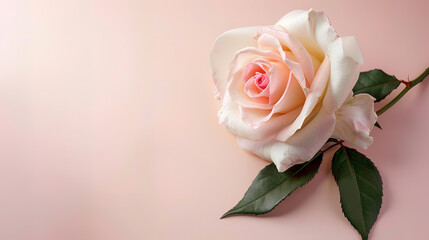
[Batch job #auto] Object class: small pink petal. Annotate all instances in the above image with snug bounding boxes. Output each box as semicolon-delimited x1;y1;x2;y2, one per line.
255;73;269;89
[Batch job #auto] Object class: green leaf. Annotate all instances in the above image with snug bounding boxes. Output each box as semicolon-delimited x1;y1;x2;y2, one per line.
374;122;382;129
221;151;323;218
353;69;401;102
332;146;383;240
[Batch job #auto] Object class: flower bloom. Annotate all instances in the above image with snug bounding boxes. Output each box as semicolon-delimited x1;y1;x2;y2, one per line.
210;9;377;171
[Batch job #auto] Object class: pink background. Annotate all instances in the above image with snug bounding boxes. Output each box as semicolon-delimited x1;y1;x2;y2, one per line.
1;0;429;239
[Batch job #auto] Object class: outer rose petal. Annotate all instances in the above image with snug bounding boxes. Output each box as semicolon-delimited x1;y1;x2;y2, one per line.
275;9;337;60
323;36;364;112
332;94;377;149
238;107;336;172
210;26;262;99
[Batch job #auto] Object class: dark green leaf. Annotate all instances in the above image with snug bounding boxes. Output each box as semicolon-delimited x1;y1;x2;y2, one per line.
353;69;401;102
374;122;382;129
221;151;323;218
332;146;383;240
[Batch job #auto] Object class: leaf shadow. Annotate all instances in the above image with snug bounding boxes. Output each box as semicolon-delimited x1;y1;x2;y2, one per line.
367;181;391;240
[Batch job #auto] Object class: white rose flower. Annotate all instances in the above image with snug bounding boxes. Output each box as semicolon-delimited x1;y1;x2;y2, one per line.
210;9;377;171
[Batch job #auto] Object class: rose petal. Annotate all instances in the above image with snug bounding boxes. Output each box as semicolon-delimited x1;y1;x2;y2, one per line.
276;56;331;141
244;74;270;99
267;61;290;104
219;91;302;141
255;31;311;95
240;71;304;128
272;73;305;113
323;36;364;111
256;33;287;59
276;9;363;110
257;27;316;85
275;9;338;60
242;61;265;82
238;107;336;172
227;48;286;110
210;26;262;99
332;94;377;149
242;59;273;102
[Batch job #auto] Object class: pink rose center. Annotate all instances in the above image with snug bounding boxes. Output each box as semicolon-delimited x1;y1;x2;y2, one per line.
254;73;269;90
241;62;273;103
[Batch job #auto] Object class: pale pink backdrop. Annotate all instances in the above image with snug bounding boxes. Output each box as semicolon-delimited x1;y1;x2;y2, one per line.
0;0;428;239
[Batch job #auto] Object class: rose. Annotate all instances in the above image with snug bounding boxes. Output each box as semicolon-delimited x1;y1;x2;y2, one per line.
210;9;377;171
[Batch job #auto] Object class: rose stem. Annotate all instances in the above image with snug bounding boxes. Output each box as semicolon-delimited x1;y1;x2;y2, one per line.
376;67;429;116
322;140;344;153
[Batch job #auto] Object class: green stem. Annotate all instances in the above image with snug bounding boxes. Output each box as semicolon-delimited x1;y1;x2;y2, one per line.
376;67;429;116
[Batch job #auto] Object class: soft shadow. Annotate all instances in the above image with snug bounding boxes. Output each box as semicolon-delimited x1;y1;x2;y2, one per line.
368;181;391;240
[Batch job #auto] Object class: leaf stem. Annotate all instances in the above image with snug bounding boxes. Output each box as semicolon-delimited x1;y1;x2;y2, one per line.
376;67;429;116
322;140;344;153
